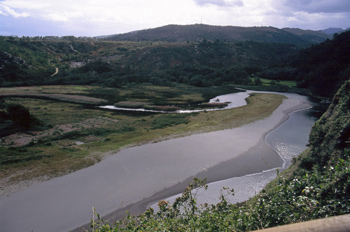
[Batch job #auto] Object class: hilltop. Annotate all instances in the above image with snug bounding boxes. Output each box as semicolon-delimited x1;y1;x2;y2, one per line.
1;26;349;98
103;24;330;45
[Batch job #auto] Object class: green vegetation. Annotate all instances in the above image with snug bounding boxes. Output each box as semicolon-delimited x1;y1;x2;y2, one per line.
1;29;347;99
0;36;299;91
0;97;42;136
250;77;297;87
151;114;189;129
257;31;350;98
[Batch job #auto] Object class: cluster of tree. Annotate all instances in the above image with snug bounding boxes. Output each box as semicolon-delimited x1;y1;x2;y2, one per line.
257;31;350;98
1;37;295;88
0;99;39;136
1;31;349;98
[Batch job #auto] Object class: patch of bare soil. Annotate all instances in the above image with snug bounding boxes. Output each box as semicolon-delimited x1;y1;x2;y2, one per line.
0;116;119;147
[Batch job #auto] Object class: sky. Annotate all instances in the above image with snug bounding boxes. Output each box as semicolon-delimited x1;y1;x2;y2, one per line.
0;0;349;37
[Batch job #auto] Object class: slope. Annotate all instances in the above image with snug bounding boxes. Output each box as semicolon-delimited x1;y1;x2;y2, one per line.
104;24;329;46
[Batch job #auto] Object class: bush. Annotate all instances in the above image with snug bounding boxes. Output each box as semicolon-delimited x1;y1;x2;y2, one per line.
85;149;350;232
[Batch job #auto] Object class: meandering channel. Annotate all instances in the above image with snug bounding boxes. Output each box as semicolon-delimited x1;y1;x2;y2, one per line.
0;90;316;232
147;106;316;209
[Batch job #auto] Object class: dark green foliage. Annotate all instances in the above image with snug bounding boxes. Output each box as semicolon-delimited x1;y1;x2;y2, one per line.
260;31;350;98
0;100;40;136
76;61;115;74
117;126;135;133
303;81;350;170
6;104;31;127
0;36;300;89
258;67;298;81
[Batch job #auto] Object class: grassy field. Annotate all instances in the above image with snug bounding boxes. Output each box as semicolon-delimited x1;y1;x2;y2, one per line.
251;77;297;87
0;85;285;194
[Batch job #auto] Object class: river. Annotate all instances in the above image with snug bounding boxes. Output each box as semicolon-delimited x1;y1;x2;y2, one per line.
0;90;316;232
148;106;316;208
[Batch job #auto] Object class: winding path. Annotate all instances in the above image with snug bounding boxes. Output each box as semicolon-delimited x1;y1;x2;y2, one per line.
51;67;59;77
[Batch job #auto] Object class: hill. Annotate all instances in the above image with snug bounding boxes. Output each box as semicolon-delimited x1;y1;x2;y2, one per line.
257;30;350;98
0;36;300;88
322;27;350;35
103;24;329;46
282;27;330;44
1;26;348;98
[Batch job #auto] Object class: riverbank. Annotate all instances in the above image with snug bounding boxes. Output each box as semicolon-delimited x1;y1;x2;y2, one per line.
98;96;312;224
0;92;312;232
0;92;283;197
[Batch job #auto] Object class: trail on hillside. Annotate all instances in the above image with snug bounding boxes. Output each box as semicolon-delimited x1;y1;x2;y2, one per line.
51;67;59;77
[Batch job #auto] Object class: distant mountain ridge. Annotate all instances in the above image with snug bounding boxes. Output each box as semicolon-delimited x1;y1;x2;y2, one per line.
321;27;350;35
103;24;331;46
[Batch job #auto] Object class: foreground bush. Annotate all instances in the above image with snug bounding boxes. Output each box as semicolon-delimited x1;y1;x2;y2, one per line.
86;153;350;232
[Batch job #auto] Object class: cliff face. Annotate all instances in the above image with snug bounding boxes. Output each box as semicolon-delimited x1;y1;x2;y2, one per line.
300;80;350;169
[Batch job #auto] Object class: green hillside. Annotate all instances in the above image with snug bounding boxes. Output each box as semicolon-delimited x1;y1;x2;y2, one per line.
257;31;350;98
0;36;300;88
104;24;329;45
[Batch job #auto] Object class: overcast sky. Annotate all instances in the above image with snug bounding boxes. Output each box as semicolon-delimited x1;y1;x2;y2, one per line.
0;0;349;37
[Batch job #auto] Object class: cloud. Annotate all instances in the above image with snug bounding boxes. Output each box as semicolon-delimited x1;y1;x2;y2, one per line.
0;3;29;17
44;11;83;22
0;0;349;36
280;0;350;13
194;0;244;7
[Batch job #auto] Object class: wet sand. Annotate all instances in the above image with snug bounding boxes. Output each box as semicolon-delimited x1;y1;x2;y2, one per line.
0;95;311;232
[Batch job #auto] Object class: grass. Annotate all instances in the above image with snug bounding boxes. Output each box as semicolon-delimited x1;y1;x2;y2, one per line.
0;85;284;194
151;114;189;129
251;77;297;87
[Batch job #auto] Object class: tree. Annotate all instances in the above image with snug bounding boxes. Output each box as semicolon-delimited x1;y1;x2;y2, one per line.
6;104;32;128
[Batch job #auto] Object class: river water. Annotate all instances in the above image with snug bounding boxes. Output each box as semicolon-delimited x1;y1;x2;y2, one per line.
0;90;317;232
148;107;316;208
100;91;250;113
